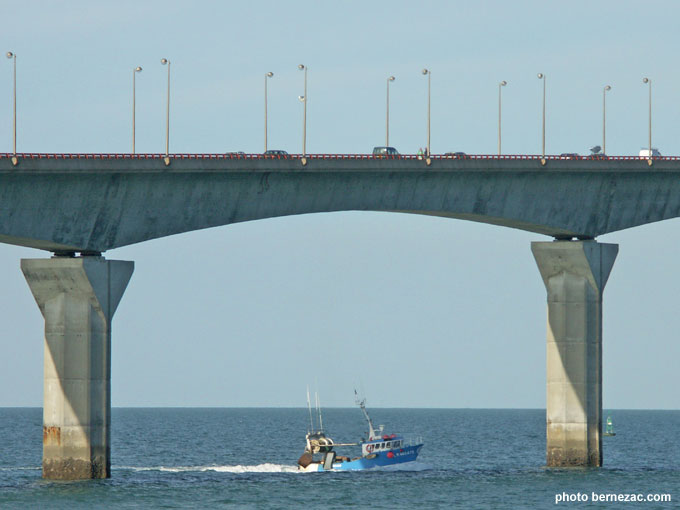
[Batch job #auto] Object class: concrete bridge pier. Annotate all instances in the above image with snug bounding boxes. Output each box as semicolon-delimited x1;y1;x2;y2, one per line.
21;256;134;479
531;240;618;467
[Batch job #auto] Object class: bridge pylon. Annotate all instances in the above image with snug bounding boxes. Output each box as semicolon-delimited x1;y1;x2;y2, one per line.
21;256;133;479
532;240;618;467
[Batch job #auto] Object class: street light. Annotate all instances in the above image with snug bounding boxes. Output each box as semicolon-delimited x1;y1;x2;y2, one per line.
643;77;652;160
264;71;273;153
161;58;170;158
298;64;307;156
422;68;430;156
386;75;395;147
6;51;16;156
602;85;611;155
498;80;507;156
537;73;546;158
132;66;142;154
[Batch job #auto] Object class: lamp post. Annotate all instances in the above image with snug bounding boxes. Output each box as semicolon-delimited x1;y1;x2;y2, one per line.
386;75;395;147
264;71;273;153
537;73;546;158
642;77;652;159
6;51;16;156
602;85;611;155
160;58;171;158
132;66;142;154
298;64;307;156
498;80;507;156
422;68;430;156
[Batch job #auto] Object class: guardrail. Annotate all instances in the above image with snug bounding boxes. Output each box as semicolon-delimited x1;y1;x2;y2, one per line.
402;436;424;447
1;153;679;161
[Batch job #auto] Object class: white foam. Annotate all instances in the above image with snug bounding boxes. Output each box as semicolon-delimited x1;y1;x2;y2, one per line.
118;460;432;474
120;463;299;474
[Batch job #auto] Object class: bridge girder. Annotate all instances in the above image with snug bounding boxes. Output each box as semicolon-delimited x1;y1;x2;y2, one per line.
0;156;677;252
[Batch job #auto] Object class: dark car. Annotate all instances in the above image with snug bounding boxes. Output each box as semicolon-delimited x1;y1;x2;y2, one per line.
263;149;288;157
445;151;468;159
372;146;400;157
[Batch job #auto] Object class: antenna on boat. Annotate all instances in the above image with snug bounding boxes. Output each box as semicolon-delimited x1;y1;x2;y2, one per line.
315;391;324;432
306;386;314;433
355;389;377;440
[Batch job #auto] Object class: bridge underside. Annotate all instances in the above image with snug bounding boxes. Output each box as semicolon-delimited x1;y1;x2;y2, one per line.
1;157;680;252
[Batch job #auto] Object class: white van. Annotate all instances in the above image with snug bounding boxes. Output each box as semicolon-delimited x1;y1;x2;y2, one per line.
639;148;662;157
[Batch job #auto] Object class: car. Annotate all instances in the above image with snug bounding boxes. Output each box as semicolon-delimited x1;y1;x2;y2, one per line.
559;153;579;159
372;146;400;157
444;151;467;159
639;148;661;157
263;149;288;157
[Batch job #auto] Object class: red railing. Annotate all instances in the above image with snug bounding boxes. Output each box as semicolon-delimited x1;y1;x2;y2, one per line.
2;153;680;161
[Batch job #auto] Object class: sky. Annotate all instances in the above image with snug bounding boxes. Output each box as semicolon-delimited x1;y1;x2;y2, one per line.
0;0;679;409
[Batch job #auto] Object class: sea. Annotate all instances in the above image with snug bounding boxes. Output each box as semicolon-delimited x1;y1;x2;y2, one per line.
0;408;677;509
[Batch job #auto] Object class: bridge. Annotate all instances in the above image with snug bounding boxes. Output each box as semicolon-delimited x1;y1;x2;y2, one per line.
3;152;679;478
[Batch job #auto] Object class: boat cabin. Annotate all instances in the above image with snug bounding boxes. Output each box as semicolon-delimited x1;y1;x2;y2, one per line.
362;434;403;456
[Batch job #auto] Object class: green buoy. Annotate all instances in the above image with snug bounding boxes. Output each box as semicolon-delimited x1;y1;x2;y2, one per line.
604;415;616;436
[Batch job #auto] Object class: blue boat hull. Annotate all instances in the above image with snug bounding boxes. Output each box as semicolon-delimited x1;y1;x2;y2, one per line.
316;444;423;471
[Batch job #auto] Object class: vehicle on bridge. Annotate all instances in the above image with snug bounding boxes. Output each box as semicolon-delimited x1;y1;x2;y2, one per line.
639;148;662;157
372;146;400;157
263;149;288;157
445;151;468;159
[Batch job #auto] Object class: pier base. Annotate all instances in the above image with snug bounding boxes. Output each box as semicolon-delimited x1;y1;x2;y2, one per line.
21;257;133;479
531;241;617;467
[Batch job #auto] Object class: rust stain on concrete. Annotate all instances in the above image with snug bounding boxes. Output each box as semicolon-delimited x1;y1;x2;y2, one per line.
43;425;61;446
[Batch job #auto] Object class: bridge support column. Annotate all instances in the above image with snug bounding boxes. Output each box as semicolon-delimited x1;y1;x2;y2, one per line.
21;257;134;479
531;240;617;467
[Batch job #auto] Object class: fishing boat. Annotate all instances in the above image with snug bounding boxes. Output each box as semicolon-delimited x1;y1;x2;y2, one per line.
297;390;424;472
603;416;616;437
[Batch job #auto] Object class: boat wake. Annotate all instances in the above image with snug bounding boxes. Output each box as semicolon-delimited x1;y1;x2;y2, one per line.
121;463;299;474
119;461;431;474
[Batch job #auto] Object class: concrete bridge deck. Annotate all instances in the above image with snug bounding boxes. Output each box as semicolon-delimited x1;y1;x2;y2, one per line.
1;153;680;253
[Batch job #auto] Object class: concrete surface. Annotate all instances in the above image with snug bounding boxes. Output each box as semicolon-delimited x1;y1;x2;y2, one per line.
0;157;679;252
21;256;134;479
532;241;618;466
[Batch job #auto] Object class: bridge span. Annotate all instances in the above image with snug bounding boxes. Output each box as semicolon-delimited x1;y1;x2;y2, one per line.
2;152;676;478
1;152;680;252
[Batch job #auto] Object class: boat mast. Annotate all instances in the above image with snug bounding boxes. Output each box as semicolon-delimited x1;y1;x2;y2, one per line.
355;389;377;439
316;391;324;432
306;386;314;433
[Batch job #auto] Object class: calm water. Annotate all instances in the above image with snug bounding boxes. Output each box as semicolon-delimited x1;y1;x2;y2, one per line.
0;408;677;509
